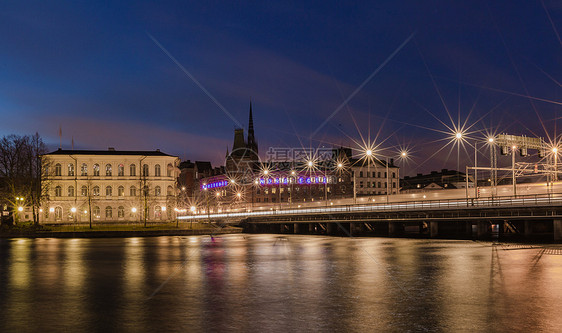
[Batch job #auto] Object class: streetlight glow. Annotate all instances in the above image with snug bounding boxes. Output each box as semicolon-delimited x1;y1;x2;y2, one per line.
18;206;23;212
131;207;137;213
70;207;77;213
455;132;462;140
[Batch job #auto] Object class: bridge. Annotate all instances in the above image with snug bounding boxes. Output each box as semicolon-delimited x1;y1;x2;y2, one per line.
178;182;562;241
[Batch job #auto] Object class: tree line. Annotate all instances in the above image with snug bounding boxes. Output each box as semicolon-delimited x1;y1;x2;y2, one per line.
0;133;48;225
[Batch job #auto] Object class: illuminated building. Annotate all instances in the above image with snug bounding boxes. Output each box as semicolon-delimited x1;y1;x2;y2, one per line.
41;148;180;223
351;158;399;196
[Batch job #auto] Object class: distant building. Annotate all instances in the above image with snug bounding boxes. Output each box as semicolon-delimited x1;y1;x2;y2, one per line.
225;102;259;175
42;148;180;223
350;157;399;196
195;103;399;210
400;169;472;193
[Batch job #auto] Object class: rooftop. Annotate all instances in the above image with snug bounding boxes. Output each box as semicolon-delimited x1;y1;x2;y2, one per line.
44;148;177;157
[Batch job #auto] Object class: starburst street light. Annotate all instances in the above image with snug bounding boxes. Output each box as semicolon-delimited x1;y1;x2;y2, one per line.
455;132;462;140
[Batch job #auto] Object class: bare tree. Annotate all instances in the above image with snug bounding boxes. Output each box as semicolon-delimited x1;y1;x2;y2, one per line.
0;133;47;225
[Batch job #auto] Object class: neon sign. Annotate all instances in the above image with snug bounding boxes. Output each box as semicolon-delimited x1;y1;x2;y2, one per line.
257;176;330;186
201;180;228;190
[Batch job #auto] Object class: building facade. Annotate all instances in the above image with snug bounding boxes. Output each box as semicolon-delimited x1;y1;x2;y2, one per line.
42;148;180;223
351;159;399;196
400;169;471;193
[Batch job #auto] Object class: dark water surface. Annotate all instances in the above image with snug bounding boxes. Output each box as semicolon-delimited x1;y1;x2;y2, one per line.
1;235;562;332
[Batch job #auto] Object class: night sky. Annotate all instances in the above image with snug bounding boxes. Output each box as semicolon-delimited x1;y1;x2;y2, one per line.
1;1;561;175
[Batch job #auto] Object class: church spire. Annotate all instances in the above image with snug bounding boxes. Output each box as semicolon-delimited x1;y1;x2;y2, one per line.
247;100;258;153
248;101;254;140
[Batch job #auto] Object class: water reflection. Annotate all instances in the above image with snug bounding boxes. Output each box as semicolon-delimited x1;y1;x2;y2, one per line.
1;236;562;331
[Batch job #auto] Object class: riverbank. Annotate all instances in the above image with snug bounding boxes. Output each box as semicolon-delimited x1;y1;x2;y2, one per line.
0;222;242;238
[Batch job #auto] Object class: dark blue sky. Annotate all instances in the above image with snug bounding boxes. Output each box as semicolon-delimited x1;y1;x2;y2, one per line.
1;1;561;174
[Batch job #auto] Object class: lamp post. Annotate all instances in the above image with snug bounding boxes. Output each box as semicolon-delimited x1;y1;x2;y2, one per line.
488;137;497;197
512;145;517;197
553;147;558;182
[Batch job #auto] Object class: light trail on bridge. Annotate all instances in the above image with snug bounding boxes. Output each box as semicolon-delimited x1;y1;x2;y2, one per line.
179;182;562;221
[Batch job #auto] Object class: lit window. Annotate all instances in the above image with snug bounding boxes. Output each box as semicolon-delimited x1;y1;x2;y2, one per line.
155;164;161;177
93;206;100;219
130;164;136;176
93;186;100;196
68;163;75;176
81;163;87;176
81;186;88;196
118;164;124;176
106;164;112;176
55;207;62;220
118;186;124;196
106;186;112;196
155;186;161;196
154;206;162;219
105;206;112;218
93;164;100;176
118;206;124;218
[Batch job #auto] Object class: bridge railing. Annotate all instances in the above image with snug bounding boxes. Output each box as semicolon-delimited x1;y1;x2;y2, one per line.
178;192;562;220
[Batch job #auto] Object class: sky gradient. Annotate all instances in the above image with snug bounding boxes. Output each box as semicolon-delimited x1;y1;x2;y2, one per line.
1;1;561;175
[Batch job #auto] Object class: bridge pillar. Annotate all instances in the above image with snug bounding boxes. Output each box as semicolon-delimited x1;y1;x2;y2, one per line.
524;221;532;238
477;221;488;239
429;221;438;238
388;222;397;237
554;219;562;241
327;223;336;235
294;223;299;234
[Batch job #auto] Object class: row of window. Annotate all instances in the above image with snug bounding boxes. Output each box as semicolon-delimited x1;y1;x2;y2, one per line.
357;171;397;178
359;181;397;188
53;185;174;197
53;163;174;177
52;205;168;220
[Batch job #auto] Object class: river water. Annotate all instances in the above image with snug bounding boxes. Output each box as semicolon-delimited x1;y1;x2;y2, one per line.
1;235;562;332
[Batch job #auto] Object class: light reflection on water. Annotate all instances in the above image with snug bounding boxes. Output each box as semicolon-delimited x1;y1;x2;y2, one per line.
1;235;562;331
